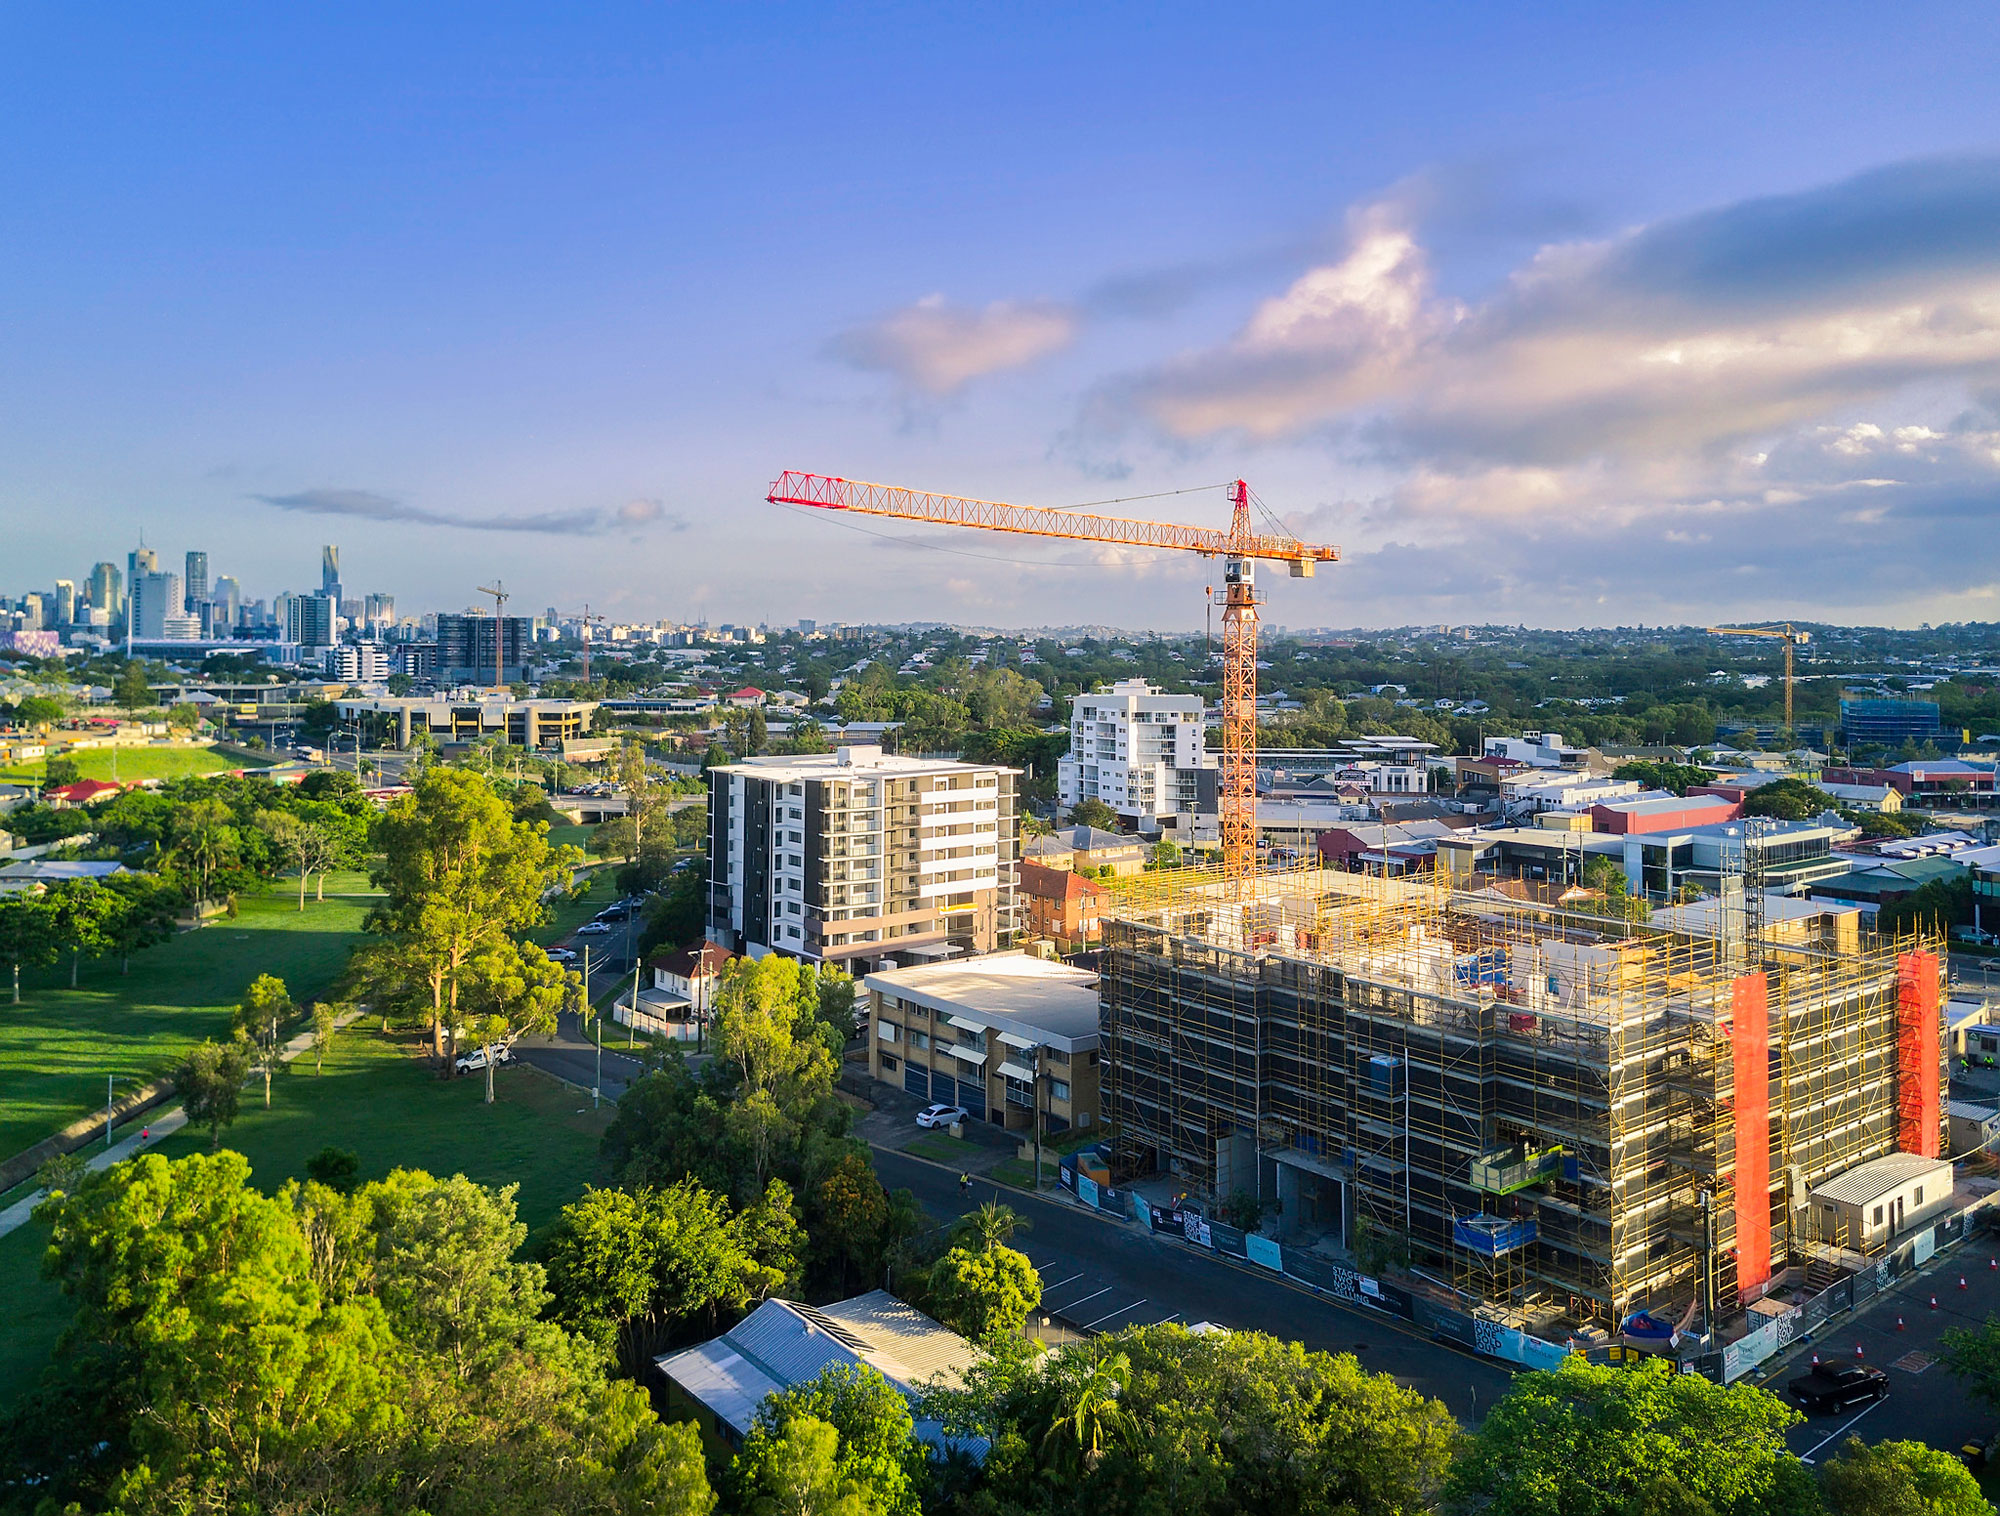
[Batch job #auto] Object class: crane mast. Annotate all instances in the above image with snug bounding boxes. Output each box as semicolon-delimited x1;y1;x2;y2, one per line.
767;471;1338;882
1707;623;1810;742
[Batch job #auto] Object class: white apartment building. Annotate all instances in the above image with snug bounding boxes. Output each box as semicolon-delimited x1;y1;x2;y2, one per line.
707;745;1020;967
1057;679;1214;835
323;643;390;682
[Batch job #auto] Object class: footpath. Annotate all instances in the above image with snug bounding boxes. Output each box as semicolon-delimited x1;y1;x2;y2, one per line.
0;1008;366;1241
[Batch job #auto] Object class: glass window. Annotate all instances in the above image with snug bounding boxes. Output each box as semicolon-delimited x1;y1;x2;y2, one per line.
1914;1187;1924;1206
1873;1205;1884;1226
1051;1080;1071;1102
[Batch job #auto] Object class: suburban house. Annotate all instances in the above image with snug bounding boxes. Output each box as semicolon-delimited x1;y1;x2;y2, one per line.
1023;825;1146;877
1017;858;1108;945
614;940;735;1041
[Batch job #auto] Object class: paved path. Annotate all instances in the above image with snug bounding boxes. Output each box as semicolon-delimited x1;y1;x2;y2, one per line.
0;1008;365;1241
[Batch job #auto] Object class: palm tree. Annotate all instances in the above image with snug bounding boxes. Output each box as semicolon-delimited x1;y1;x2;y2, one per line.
952;1199;1027;1253
1040;1349;1131;1476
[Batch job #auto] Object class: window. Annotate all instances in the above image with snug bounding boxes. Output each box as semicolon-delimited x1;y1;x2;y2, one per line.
910;1030;929;1051
1915;1186;1924;1206
1873;1205;1885;1226
880;1054;898;1072
877;1022;899;1043
1051;1080;1071;1103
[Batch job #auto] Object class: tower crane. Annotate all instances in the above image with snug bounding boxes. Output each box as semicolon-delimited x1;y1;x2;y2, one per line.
562;606;609;683
765;471;1340;881
475;581;510;689
1706;623;1811;742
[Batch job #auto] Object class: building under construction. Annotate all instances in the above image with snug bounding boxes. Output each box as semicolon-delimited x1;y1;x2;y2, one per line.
1099;864;1946;1332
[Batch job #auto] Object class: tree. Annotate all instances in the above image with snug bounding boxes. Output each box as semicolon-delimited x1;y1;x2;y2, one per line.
260;810;343;910
166;796;241;908
113;662;153;711
234;972;293;1108
45;879;123;988
733;1414;881;1516
172;1039;253;1150
1942;1315;2000;1414
105;873;180;973
367;767;583;1067
467;939;576;1102
13;694;64;725
1818;1437;1992;1516
0;892;59;1004
41;754;82;786
709;955;842;1189
952;1199;1027;1252
637;867;705;956
736;1365;923;1516
1742;777;1839;822
1444;1356;1814;1516
304;1145;360;1193
35;1148;90;1198
166;702;202;731
1150;838;1182;870
926;1242;1040;1342
544;1179;789;1378
1068;798;1118;831
311;1001;341;1074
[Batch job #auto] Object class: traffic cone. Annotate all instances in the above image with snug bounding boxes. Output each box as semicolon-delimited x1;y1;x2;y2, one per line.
1932;1295;1941;1309
1897;1315;1906;1330
1962;1275;1970;1290
1811;1353;1820;1366
1855;1344;1865;1359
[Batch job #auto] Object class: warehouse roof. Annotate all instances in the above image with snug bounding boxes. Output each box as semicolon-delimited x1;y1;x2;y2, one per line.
1809;1152;1951;1208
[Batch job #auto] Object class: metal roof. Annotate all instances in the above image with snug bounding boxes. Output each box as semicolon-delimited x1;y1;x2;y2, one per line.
1808;1152;1952;1208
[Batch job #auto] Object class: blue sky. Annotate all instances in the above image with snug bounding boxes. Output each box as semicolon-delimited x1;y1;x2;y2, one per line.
6;4;2000;631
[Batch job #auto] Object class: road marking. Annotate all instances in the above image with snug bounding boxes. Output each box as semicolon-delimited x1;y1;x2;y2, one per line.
1798;1398;1888;1464
1042;1271;1085;1293
1053;1285;1114;1314
1155;1312;1183;1326
1083;1298;1147;1330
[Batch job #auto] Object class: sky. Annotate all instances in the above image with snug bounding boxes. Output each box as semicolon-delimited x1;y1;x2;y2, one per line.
6;3;2000;633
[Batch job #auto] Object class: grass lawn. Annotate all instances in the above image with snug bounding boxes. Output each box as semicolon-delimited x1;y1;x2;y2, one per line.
905;1132;980;1166
0;1028;615;1405
991;1155;1061;1189
280;867;384;898
0;894;372;1160
3;746;264;784
546;821;598;854
535;867;619;946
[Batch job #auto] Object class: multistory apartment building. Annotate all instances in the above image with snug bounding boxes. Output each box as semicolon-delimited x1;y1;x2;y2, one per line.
88;563;122;622
287;592;337;650
184;551;208;611
1057;679;1214;834
437;613;531;684
323;643;390;682
131;571;199;640
706;745;1019;967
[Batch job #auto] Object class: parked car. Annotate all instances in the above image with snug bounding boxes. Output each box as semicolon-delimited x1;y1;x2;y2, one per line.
545;947;579;963
1788;1358;1888;1414
595;905;634;921
915;1103;969;1130
575;921;613;936
454;1043;514;1075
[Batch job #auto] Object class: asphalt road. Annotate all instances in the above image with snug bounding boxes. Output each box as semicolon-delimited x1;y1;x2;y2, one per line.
870;1149;1517;1425
1768;1234;2000;1463
513;908;653;1100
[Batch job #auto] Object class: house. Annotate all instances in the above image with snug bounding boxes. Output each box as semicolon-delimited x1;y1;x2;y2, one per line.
0;859;129;895
1017;858;1107;945
1316;819;1459;873
724;687;767;708
1820;782;1902;813
657;1291;982;1456
1948;1100;2000;1157
42;779;125;809
615;940;734;1041
1810;855;1967;912
1024;825;1147;877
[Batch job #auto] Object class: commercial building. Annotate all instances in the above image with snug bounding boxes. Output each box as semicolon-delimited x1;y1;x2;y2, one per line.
866;952;1101;1132
705;745;1019;966
436;613;532;685
1097;860;1946;1332
1058;679;1214;834
333;692;597;750
286;593;337;650
323;643;390;683
1840;696;1943;749
129;571;199;641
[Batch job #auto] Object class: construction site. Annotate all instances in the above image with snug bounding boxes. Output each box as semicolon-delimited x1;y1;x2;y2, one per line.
1097;861;1948;1336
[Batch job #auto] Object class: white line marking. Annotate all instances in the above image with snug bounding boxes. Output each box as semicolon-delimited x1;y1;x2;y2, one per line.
1798;1398;1888;1463
1084;1298;1147;1330
1042;1271;1085;1292
1055;1285;1114;1313
1154;1312;1183;1326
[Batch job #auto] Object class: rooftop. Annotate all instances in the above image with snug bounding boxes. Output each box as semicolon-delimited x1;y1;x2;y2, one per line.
865;951;1100;1046
715;745;1013;782
1809;1152;1952;1208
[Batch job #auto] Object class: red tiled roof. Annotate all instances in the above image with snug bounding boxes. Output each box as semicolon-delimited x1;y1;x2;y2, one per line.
44;779;125;803
645;940;735;978
1018;859;1107;903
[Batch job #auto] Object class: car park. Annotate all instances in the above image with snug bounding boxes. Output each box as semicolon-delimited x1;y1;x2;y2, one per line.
915;1103;969;1130
1788;1358;1888;1414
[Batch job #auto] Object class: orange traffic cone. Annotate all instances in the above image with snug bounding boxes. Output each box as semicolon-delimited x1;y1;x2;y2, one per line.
1897;1315;1906;1331
1962;1276;1970;1290
1811;1353;1820;1366
1855;1344;1865;1359
1932;1294;1941;1309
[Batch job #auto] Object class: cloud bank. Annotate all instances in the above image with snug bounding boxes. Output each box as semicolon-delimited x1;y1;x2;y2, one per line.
830;294;1078;393
253;489;679;535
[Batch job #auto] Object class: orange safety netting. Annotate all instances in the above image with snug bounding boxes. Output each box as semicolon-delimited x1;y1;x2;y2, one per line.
1898;950;1942;1158
1732;972;1772;1301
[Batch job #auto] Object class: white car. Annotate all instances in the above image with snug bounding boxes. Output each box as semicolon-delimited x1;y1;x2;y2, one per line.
454;1044;514;1075
574;921;613;936
544;947;579;963
915;1103;968;1130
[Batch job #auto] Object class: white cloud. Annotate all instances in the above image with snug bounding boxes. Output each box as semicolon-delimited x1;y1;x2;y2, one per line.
830;294;1078;394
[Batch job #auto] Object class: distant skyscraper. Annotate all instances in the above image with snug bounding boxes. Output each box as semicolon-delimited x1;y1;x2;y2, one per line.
287;592;337;650
54;581;76;626
132;571;198;639
128;543;157;586
321;545;342;604
89;562;122;620
184;550;209;611
215;575;243;630
363;592;395;629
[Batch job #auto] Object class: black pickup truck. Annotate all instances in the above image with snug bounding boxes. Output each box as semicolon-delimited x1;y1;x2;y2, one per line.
1787;1358;1889;1414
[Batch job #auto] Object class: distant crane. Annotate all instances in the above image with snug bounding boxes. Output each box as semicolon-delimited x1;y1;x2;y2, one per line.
1708;623;1812;741
563;605;608;683
476;581;511;688
766;471;1340;882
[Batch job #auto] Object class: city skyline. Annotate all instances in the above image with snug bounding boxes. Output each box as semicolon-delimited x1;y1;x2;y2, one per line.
6;8;2000;630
